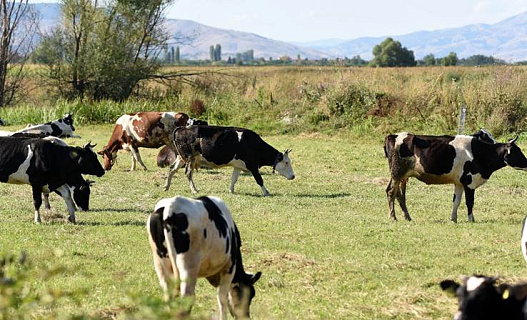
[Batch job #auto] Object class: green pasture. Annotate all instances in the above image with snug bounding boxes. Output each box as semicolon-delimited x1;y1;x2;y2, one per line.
2;125;527;319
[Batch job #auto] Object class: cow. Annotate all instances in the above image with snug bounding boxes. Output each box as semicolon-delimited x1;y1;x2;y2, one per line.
0;137;105;223
147;195;262;320
11;133;96;212
99;112;189;171
164;125;295;196
384;132;527;222
15;113;80;138
522;216;527;266
156;119;209;168
440;275;527;320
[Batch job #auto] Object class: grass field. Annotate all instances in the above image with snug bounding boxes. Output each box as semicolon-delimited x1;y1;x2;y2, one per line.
2;124;527;319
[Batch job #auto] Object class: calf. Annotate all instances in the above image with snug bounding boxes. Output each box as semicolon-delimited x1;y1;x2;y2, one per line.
0;137;105;223
99;112;189;171
156;119;209;168
441;275;527;320
147;195;261;319
384;132;527;222
165;125;295;196
15;113;80;138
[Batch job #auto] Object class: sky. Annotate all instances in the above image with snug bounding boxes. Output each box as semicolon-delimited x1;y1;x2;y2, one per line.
165;0;527;42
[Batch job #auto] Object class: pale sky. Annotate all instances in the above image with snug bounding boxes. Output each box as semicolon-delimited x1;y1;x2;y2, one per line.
166;0;527;42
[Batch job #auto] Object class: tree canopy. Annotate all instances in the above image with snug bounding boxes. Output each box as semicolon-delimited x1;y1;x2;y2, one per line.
370;38;416;67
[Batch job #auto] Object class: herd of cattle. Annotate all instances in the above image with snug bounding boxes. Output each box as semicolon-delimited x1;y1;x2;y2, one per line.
3;113;527;318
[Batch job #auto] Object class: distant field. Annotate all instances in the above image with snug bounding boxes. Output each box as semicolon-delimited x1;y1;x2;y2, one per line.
1;125;527;319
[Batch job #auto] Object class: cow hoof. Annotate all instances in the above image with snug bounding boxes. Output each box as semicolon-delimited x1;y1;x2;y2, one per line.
68;217;76;224
451;218;458;223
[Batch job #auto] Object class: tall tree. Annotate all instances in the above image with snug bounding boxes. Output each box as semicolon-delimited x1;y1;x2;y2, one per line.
441;52;458;66
370;37;416;67
0;0;38;106
36;0;174;101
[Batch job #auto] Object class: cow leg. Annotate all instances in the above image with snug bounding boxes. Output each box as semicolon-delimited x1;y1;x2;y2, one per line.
153;255;178;301
249;168;269;196
217;273;235;320
451;184;464;223
186;164;198;194
386;178;399;220
56;185;77;224
464;186;476;222
230;168;241;194
163;155;184;191
32;185;43;223
130;147;147;171
43;192;51;210
396;178;411;221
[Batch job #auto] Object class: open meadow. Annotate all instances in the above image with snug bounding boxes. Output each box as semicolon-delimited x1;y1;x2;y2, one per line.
2;123;527;319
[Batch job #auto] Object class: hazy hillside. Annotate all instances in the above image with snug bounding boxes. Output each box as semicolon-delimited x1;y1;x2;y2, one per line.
296;11;527;62
31;3;527;62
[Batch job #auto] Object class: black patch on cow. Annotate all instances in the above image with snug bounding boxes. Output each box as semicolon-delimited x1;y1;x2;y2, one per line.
228;227;238;274
415;138;456;175
225;237;230;254
50;123;63;137
198;196;228;238
460;161;474;186
164;212;190;254
203;228;207;239
149;207;168;258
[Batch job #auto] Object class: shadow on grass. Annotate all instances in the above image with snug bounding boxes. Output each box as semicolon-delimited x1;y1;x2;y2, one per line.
88;208;139;213
292;192;351;199
77;220;145;227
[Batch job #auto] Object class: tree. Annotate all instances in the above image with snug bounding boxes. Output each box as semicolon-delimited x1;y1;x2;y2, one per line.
0;1;38;106
37;0;174;101
175;46;180;63
423;54;436;66
214;43;221;61
441;52;458;66
370;37;416;67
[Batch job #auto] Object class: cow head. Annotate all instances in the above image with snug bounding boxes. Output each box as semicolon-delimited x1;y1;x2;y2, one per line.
98;147;117;171
441;275;527;320
76;143;105;177
62;113;75;131
504;136;527;170
273;149;295;180
71;179;94;211
229;271;262;319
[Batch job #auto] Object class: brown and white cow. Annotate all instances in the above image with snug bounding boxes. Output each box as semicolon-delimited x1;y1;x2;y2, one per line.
384;132;527;222
99;112;189;171
147;195;261;319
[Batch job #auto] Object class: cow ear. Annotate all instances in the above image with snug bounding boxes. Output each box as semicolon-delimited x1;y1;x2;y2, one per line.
502;283;527;301
86;179;95;186
440;279;459;297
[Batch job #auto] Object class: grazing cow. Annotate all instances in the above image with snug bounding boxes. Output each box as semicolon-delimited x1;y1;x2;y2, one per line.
0;137;105;223
147;195;262;320
12;133;96;212
15;114;80;138
440;275;527;320
99;112;189;171
165;125;295;196
384;132;527;222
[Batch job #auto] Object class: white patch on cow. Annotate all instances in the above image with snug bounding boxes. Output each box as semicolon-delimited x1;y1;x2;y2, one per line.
395;132;409;150
7;145;33;184
236;131;243;142
521;216;527;265
466;276;486;292
228;159;248;171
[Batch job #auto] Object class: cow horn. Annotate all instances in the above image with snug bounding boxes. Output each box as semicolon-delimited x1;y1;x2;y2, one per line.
284;148;292;154
509;135;519;144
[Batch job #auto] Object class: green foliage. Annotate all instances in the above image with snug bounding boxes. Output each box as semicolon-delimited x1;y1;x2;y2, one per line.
370;37;416;67
442;52;458;66
458;54;507;66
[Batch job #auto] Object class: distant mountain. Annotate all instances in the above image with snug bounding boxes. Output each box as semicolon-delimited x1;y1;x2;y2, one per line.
163;19;329;60
30;3;527;62
306;11;527;62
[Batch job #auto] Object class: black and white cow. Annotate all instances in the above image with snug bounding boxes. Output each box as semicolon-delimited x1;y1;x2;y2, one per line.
165;125;295;196
157;119;209;168
10;133;95;212
0;137;105;223
15;113;80;138
147;195;262;319
441;275;527;320
384;132;527;222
